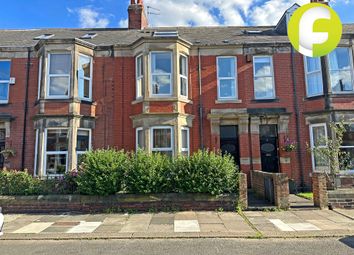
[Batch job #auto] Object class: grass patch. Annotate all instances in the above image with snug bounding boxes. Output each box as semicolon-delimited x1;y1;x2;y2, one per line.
297;192;313;200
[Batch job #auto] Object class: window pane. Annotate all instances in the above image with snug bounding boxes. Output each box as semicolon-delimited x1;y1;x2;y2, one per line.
314;151;328;168
152;53;171;73
307;73;323;96
152;75;171;94
254;77;274;99
306;57;321;73
47;129;68;151
137;56;143;76
153;151;173;157
330;70;353;92
180;55;187;76
339;148;354;170
342;125;354;147
312;126;326;146
0;83;9;101
78;78;90;99
50;54;71;74
182;129;188;149
180;77;187;96
254;57;271;76
78;55;91;78
0;61;11;80
49;77;69;96
219;79;236;98
46;154;67;175
329;48;351;70
137;129;144;149
77;130;90;151
218;58;235;78
153;128;172;148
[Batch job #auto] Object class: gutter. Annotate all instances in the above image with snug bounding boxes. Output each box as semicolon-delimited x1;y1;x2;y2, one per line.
290;47;305;190
21;48;31;170
198;48;204;149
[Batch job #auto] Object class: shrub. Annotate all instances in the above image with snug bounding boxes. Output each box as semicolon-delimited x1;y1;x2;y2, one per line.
76;149;128;195
173;150;238;195
39;172;78;195
124;150;173;194
0;170;41;195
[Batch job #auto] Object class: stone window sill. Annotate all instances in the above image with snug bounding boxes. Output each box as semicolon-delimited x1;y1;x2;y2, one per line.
215;99;242;104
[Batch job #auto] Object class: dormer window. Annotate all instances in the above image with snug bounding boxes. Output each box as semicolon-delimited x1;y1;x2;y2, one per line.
80;33;97;39
151;52;172;96
34;34;55;40
47;53;71;98
153;31;178;38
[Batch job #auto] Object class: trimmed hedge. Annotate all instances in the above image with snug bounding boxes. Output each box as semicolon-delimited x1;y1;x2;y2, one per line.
0;149;239;196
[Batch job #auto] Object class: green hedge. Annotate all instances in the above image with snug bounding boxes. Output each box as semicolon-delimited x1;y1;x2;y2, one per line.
0;149;239;196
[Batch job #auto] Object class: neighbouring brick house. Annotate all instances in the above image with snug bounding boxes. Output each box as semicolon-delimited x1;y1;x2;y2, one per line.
0;0;353;190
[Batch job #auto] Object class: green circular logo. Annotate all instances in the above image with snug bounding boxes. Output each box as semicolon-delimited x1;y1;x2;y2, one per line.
288;3;342;57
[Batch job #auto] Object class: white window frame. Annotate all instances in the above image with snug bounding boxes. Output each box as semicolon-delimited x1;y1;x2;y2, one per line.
37;56;43;100
253;55;276;100
150;51;173;97
217;56;238;100
34;129;39;177
76;128;92;160
309;123;328;172
179;54;188;98
328;47;354;94
0;59;11;104
44;128;69;176
78;54;93;101
304;56;323;97
150;126;174;155
181;127;190;156
136;54;144;99
46;53;71;99
136;127;144;150
339;123;354;171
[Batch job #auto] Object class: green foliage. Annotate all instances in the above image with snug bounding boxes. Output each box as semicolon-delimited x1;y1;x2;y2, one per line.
0;170;41;195
124;150;173;194
297;192;313;200
76;149;128;195
173;150;238;195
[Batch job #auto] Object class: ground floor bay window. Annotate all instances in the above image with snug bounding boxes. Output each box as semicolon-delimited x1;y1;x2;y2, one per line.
45;129;68;176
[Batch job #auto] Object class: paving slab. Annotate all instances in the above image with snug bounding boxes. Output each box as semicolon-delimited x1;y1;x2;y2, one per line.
174;220;200;232
66;221;101;233
147;224;174;232
333;209;354;219
196;212;222;224
13;222;54;234
199;223;228;232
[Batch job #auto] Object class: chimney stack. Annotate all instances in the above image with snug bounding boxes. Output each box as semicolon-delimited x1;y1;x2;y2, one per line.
128;0;148;30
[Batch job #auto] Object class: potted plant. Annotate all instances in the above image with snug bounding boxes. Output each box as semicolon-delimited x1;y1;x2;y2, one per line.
281;136;297;152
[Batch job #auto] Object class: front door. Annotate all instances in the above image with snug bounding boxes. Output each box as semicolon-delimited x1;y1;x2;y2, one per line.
259;124;279;173
220;126;240;166
0;129;5;169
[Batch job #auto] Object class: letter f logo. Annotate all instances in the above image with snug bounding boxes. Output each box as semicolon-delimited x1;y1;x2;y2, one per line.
288;3;342;57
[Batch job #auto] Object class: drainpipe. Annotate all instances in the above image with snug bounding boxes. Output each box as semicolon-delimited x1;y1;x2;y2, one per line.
21;48;31;170
198;48;204;149
290;46;305;190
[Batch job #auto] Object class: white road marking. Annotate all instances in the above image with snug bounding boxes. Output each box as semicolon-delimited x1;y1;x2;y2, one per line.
13;222;54;234
66;221;101;233
269;219;295;232
174;220;200;232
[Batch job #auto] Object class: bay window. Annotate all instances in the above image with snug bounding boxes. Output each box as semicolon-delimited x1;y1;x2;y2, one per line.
253;56;275;99
136;54;144;99
0;60;11;104
76;129;91;165
217;57;237;100
151;126;173;156
304;57;323;97
78;54;92;101
136;127;145;150
45;129;68;176
151;52;172;96
181;127;190;156
47;53;71;98
309;124;328;171
180;54;188;97
328;48;354;93
340;124;354;170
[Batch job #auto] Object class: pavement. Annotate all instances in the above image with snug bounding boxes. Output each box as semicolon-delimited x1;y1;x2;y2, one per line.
1;208;354;240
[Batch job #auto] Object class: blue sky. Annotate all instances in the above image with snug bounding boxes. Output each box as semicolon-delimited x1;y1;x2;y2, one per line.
0;0;353;29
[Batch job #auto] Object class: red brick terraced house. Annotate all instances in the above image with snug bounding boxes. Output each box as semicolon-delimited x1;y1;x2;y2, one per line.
0;0;354;190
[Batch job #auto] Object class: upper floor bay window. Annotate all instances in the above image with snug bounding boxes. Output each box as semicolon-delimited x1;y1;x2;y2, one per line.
151;52;172;96
45;129;68;176
309;123;328;171
253;56;275;99
181;127;190;156
47;53;71;98
136;55;144;99
328;48;354;93
151;126;173;156
78;55;92;101
0;60;11;104
217;57;237;100
76;129;91;165
305;57;323;97
180;54;188;97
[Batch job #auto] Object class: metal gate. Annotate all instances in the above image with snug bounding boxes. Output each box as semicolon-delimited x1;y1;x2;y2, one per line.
264;177;275;204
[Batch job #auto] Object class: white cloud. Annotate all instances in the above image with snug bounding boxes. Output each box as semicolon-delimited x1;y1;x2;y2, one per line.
77;7;110;28
119;18;128;28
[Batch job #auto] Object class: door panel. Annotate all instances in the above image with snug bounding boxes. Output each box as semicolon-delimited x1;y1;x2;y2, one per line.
0;129;5;169
220;126;240;166
259;124;279;173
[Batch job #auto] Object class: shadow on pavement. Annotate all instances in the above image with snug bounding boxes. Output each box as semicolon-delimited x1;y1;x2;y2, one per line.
339;236;354;249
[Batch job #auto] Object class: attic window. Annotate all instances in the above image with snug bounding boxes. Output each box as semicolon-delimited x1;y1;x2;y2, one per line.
153;31;178;38
80;33;97;39
34;34;55;40
244;30;262;35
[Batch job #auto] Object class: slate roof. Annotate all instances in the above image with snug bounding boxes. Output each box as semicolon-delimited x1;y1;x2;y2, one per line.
0;24;353;48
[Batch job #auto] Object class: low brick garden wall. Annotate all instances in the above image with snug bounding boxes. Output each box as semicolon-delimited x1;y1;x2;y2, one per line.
0;193;239;214
328;189;354;209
